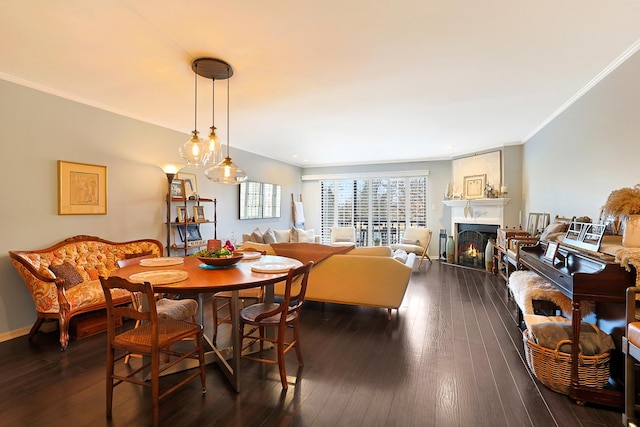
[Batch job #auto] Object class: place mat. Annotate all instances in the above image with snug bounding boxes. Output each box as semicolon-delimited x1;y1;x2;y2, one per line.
129;270;189;285
239;251;262;260
251;261;297;274
139;257;184;267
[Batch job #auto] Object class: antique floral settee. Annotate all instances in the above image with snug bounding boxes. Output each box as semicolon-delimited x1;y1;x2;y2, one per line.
9;235;163;350
239;242;415;319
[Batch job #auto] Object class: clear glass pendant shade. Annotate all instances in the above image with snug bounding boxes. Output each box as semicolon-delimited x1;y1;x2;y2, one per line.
206;126;223;165
179;130;210;168
204;156;248;184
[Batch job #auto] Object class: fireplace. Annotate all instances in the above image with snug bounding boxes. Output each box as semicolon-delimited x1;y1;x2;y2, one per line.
457;223;498;268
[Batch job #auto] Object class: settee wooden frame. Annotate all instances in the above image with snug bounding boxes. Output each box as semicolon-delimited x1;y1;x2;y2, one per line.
9;235;163;350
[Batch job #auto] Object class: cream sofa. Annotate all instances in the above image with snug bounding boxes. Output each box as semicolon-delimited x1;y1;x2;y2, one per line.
242;226;320;244
239;242;415;319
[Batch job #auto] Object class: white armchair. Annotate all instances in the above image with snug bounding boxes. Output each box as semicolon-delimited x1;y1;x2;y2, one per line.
390;227;432;269
330;226;356;246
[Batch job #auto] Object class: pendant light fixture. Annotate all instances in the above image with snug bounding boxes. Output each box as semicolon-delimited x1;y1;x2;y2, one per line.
178;61;209;168
204;60;248;184
207;73;223;166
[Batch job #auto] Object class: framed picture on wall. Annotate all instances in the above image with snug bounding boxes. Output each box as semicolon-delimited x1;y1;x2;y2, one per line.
177;172;198;199
463;174;486;199
57;160;107;215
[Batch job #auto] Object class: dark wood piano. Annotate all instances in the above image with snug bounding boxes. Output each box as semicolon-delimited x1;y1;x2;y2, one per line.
519;242;635;408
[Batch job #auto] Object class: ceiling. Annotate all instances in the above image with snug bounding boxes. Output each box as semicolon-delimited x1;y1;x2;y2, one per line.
2;1;640;167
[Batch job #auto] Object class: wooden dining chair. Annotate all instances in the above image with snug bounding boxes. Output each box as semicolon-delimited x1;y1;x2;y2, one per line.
239;261;313;390
211;287;263;345
117;256;199;364
99;275;206;427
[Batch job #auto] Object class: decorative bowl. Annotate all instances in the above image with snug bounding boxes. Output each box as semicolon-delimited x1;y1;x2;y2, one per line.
196;253;244;267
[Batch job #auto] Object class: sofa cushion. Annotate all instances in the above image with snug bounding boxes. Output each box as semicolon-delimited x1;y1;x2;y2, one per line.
392;249;408;263
251;227;264;243
66;279;129;309
330;226;355;243
262;228;277;244
49;262;84;290
273;229;291;243
292;227;315;243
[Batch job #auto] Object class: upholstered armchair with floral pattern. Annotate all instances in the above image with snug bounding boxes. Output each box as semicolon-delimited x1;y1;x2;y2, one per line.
9;235;163;350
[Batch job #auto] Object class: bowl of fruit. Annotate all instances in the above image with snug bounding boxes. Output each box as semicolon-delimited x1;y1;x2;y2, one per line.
195;242;244;267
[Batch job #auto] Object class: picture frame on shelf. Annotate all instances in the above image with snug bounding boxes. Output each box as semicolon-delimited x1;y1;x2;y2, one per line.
170;179;185;199
176;206;188;223
193;205;206;222
177;224;202;242
57;160;107;215
463;174;486;199
177;172;198;199
527;212;543;236
543;241;559;262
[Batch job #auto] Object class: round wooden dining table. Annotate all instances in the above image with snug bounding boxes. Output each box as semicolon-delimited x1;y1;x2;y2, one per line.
111;254;302;392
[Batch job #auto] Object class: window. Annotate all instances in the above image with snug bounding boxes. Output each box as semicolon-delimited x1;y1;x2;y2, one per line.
239;181;281;219
320;175;428;246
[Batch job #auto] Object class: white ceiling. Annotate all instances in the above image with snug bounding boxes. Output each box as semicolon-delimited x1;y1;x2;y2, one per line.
2;1;640;167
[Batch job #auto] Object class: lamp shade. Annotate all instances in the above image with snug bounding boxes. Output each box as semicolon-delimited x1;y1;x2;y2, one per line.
179;130;211;168
204;157;248;184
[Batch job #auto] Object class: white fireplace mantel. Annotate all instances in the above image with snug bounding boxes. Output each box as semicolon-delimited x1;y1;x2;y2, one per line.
443;198;510;236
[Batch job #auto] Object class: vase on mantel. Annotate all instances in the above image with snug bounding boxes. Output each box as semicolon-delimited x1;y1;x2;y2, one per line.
623;215;640;247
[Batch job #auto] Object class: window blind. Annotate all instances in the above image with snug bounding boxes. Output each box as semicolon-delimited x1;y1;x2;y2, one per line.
321;175;428;245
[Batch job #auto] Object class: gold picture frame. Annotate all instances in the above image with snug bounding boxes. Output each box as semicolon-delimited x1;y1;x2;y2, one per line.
463;174;486;199
193;205;206;222
57;160;107;215
176;206;188;223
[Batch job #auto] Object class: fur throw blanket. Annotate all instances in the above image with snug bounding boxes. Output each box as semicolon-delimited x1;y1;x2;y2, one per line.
508;270;594;317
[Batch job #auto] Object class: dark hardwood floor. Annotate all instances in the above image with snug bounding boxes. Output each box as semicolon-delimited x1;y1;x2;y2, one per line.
0;261;624;426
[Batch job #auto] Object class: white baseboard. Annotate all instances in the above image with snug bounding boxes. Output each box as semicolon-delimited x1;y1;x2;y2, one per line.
0;326;30;343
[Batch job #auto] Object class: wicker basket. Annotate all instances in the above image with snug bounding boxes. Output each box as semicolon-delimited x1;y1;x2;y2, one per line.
522;329;610;395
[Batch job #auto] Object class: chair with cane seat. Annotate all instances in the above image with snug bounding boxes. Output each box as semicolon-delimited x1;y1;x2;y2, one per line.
117;256;199;364
239;261;313;390
211;287;263;345
99;275;206;427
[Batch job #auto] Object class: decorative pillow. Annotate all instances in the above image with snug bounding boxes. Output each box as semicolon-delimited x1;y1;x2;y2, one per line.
125;250;153;259
251;227;264;243
49;262;84;290
262;228;277;244
392;249;408;263
273;229;291;243
330;226;355;243
293;228;315;243
401;238;420;246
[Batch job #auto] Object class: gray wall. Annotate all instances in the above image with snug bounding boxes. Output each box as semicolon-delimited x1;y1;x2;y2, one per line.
0;79;301;339
523;49;640;221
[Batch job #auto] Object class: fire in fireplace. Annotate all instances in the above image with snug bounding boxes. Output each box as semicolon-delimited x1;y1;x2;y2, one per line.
456;223;499;269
